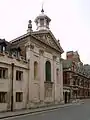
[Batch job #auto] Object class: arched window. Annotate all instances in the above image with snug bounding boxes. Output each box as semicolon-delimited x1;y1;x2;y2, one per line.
56;68;59;83
45;61;51;82
34;61;38;80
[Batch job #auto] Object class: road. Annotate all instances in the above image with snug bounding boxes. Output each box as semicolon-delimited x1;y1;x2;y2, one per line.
3;100;90;120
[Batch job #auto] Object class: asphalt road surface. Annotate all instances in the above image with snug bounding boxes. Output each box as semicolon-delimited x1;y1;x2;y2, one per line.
3;100;90;120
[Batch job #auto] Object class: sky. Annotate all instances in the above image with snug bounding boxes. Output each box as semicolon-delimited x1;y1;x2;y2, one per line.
0;0;90;64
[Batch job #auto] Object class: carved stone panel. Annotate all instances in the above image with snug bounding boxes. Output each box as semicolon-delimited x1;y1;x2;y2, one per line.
39;49;44;55
44;82;53;98
30;44;34;50
34;33;60;51
32;83;40;102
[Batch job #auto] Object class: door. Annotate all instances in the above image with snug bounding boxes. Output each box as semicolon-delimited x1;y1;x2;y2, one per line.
65;92;67;103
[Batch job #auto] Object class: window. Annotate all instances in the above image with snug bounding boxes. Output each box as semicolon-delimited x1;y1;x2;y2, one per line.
3;46;6;52
16;71;23;81
0;67;8;79
73;80;76;85
0;70;2;78
46;20;49;26
40;19;44;26
56;68;59;83
63;72;69;84
45;61;51;82
34;61;38;80
77;80;79;85
16;92;23;102
0;45;6;53
0;92;7;103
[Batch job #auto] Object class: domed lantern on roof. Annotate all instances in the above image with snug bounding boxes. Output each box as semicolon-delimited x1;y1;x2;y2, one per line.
35;7;51;31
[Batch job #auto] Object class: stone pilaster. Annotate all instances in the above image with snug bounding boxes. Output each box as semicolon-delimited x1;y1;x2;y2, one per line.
39;49;44;104
25;42;34;108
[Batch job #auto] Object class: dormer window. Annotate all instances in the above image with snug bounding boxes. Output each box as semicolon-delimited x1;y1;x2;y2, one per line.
3;46;6;52
0;45;6;53
0;39;8;53
12;51;17;57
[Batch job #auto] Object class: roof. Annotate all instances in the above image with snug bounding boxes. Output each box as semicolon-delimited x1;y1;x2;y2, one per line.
35;14;51;23
83;64;90;78
62;59;73;69
63;59;90;78
0;39;11;51
34;10;51;23
10;30;64;54
0;39;7;45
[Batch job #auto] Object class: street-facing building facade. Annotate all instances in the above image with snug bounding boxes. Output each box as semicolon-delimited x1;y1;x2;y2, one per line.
0;9;64;111
63;51;90;103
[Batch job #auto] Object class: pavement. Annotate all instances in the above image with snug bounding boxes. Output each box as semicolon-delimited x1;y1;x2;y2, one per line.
13;99;90;120
0;100;84;119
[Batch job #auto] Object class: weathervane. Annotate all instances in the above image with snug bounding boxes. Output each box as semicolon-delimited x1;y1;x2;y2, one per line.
41;1;44;13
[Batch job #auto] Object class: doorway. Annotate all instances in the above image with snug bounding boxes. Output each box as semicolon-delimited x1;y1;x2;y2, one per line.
65;92;68;103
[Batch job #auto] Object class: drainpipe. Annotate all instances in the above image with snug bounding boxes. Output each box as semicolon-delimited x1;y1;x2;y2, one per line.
83;79;84;99
27;59;30;108
53;57;55;103
11;63;14;111
53;56;56;103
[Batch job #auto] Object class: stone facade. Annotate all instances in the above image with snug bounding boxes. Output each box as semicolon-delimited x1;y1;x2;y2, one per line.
0;9;64;111
0;52;28;111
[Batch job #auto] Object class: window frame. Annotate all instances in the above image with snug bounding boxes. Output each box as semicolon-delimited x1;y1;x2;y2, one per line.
0;67;8;79
16;92;23;102
56;68;59;84
45;61;51;82
0;92;7;103
34;61;38;80
16;70;23;81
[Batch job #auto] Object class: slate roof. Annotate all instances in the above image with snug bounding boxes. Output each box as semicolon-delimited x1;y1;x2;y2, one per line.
62;59;73;69
62;59;90;78
83;64;90;78
0;39;6;45
0;39;11;51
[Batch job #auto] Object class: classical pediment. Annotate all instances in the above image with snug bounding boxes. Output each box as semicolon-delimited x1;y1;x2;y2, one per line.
32;30;64;53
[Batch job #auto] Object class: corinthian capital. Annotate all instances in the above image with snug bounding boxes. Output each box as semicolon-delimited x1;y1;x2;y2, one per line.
39;49;44;55
53;55;57;60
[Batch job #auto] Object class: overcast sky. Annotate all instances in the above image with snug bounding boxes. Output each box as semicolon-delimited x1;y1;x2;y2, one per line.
0;0;90;64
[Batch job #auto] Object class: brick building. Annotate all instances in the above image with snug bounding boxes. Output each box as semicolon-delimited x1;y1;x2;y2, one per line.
63;51;90;103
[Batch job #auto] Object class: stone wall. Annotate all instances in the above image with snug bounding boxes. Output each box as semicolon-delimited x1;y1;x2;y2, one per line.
0;52;28;111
